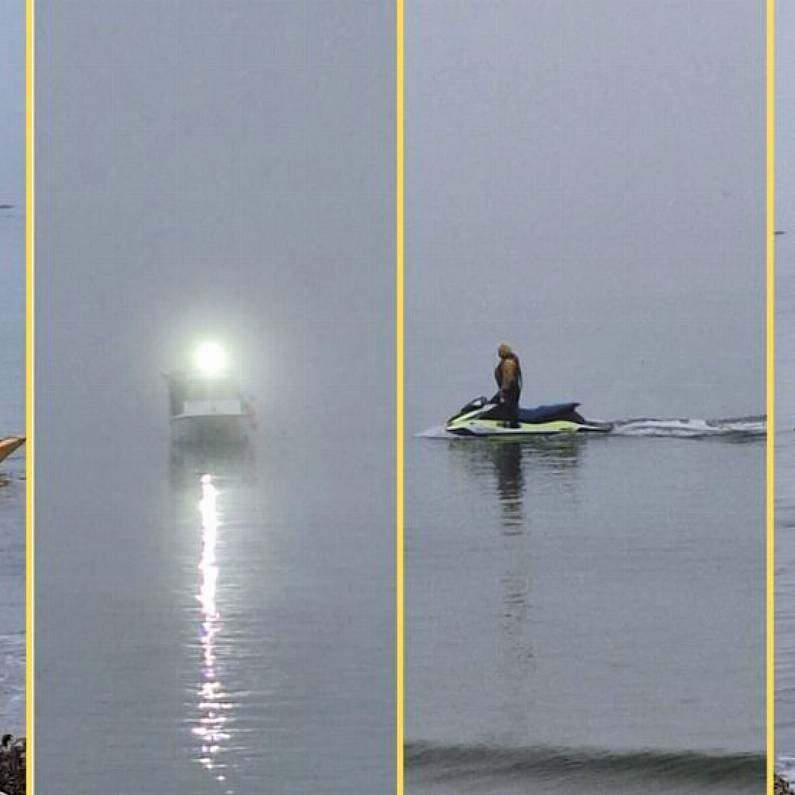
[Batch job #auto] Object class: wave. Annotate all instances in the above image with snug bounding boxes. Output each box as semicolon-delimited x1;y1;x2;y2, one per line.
778;756;795;784
611;416;765;439
405;741;765;787
417;425;455;438
0;633;25;730
417;416;766;440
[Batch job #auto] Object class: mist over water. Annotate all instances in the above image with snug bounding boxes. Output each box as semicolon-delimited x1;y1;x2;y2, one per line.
36;2;394;792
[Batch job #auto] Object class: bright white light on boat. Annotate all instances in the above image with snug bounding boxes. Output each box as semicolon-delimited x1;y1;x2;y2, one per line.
194;342;227;376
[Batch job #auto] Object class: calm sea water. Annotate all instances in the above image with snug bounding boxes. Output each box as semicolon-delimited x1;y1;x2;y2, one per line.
36;353;395;794
0;209;25;735
777;234;795;779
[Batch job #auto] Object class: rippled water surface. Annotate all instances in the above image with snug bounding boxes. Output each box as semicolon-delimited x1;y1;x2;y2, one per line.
407;428;765;795
777;236;795;777
37;415;394;794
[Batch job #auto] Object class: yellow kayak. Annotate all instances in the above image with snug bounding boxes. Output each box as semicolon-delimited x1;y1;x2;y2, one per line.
0;436;25;464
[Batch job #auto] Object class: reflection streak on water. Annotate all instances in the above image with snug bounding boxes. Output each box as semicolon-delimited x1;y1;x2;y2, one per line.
192;473;234;793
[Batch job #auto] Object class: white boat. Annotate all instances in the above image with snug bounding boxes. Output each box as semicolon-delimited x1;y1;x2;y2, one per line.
165;372;255;448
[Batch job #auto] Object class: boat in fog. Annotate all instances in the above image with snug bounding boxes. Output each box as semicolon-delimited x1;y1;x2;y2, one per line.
165;342;256;450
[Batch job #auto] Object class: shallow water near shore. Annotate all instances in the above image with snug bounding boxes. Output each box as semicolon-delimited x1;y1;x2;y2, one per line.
777;234;795;779
406;742;764;795
406;429;765;795
0;211;25;736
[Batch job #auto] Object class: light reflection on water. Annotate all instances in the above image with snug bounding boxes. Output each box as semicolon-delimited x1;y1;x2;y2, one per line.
192;473;235;794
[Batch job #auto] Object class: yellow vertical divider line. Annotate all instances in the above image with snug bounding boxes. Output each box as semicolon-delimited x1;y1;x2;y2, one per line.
396;0;405;792
767;0;775;792
765;0;776;795
25;0;35;791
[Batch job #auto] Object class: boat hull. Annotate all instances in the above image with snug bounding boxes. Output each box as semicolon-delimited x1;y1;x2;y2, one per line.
445;398;612;437
445;418;612;436
170;415;252;447
0;436;25;464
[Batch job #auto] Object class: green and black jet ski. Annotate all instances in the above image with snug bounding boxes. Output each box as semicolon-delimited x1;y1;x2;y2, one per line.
445;396;613;436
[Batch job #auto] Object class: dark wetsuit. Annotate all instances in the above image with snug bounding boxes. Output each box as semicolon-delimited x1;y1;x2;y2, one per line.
493;354;522;425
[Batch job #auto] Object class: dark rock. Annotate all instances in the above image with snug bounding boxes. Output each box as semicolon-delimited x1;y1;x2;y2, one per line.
0;736;25;795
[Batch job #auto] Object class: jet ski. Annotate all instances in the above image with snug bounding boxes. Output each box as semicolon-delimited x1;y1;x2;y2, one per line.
445;396;613;437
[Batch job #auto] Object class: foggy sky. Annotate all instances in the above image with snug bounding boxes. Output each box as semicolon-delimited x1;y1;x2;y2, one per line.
777;0;794;423
0;0;24;434
406;0;766;421
0;0;23;205
36;0;395;429
779;0;794;229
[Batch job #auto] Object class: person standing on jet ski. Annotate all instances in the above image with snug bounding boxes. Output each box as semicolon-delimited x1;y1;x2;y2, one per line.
494;342;522;427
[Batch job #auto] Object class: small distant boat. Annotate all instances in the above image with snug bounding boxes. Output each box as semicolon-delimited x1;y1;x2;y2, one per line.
165;342;256;478
0;436;25;464
165;371;255;448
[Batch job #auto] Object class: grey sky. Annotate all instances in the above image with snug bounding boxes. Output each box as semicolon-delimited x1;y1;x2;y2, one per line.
25;0;780;426
0;0;23;204
779;0;794;227
406;0;766;421
777;0;795;422
0;0;24;434
36;0;394;421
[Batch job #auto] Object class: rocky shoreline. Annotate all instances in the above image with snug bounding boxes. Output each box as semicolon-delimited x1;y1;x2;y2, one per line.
0;736;24;795
777;773;795;795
